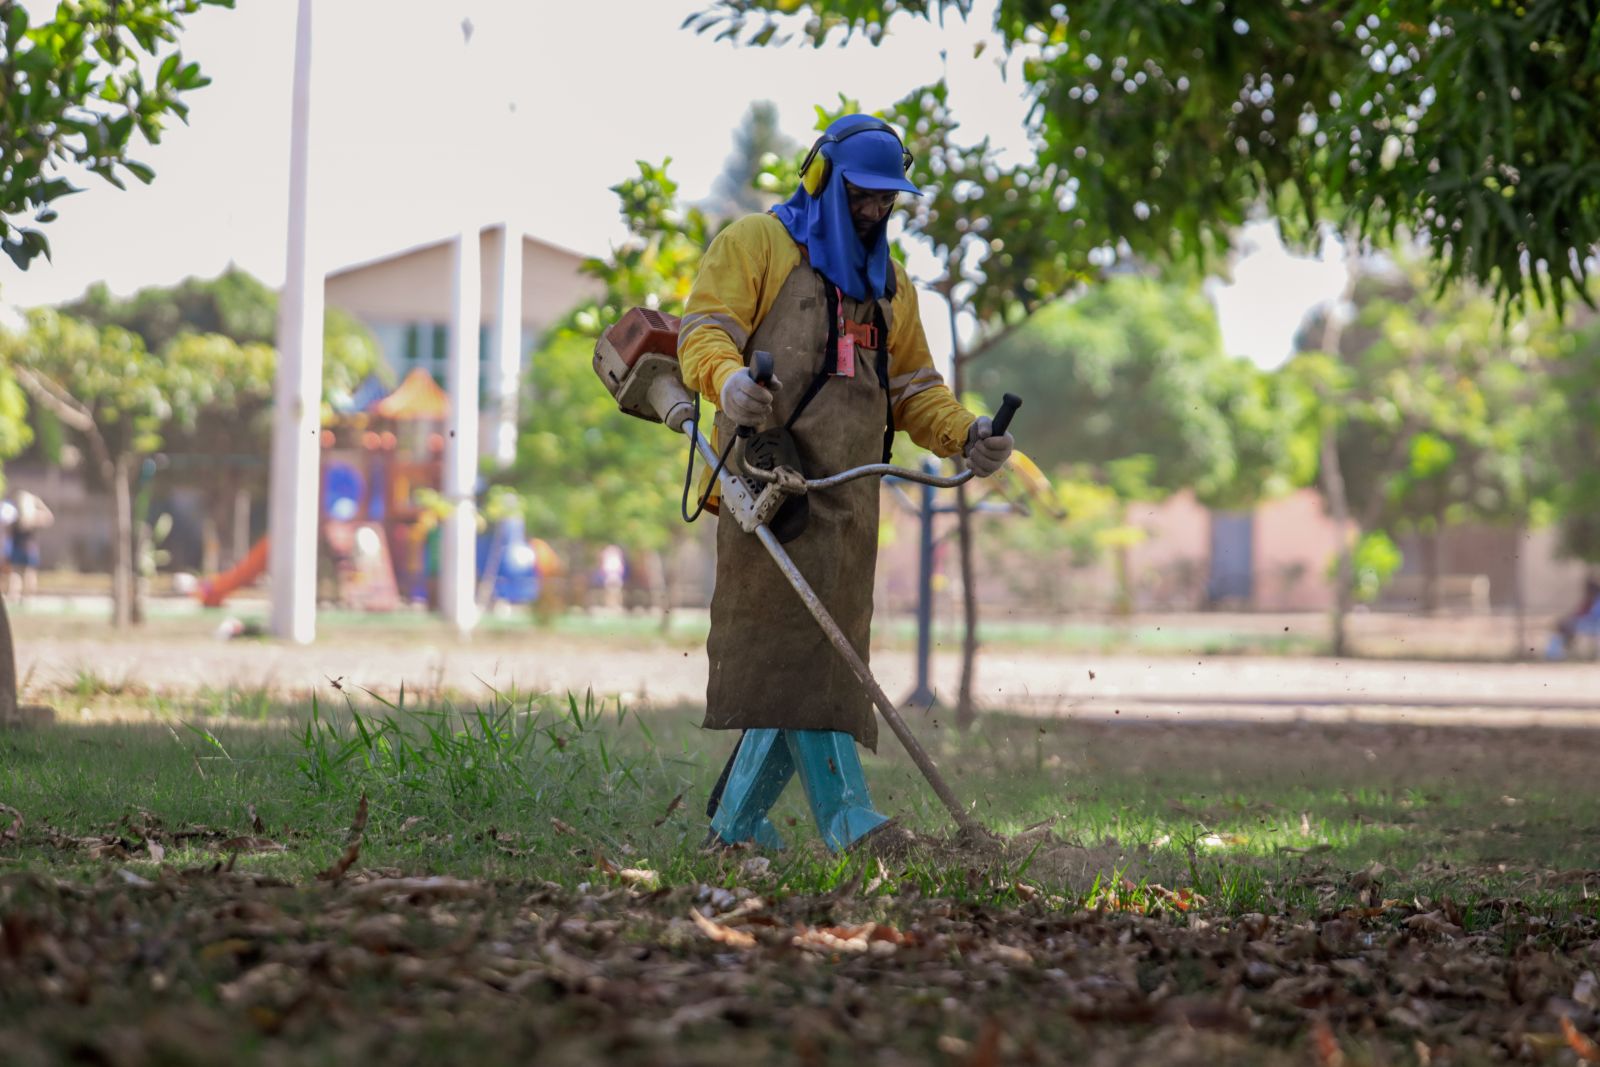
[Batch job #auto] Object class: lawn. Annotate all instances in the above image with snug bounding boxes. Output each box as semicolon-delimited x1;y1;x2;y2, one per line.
2;689;1597;1065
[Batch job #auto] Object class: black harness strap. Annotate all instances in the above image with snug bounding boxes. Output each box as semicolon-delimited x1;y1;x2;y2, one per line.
873;299;895;464
782;274;840;432
781;275;894;464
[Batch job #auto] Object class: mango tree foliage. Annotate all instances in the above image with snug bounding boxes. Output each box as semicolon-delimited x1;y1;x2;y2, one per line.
973;274;1314;610
1289;258;1568;611
1;0;233;269
688;0;1600;316
4;270;379;624
3;309;168;627
507;161;716;596
1546;319;1600;563
972;275;1313;507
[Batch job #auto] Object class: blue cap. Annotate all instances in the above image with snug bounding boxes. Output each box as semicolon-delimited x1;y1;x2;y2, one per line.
827;117;920;195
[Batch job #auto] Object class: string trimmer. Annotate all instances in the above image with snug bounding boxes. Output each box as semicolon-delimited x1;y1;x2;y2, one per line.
593;308;1018;841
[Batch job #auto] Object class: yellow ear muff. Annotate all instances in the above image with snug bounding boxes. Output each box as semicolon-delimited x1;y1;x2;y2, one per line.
799;137;829;196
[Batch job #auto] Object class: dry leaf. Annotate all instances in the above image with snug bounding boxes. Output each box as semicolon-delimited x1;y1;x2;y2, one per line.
1563;1016;1600;1063
145;839;165;863
315;792;368;883
347;876;483;904
690;908;756;948
217;836;287;854
652;792;685;827
0;803;22;843
963;1018;1002;1067
1310;1016;1345;1067
1404;911;1463;938
1575;971;1599;1010
616;868;661;890
550;818;577;836
247;803;265;834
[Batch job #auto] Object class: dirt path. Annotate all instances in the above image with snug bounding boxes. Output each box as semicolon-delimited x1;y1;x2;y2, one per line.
18;624;1600;726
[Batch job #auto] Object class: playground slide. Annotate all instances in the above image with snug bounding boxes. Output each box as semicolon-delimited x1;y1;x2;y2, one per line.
198;536;270;607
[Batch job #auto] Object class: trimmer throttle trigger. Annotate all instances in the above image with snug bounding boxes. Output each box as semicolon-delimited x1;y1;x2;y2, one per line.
738;350;776;439
992;393;1022;436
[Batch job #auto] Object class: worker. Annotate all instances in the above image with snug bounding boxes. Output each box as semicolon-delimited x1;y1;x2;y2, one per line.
678;114;1014;853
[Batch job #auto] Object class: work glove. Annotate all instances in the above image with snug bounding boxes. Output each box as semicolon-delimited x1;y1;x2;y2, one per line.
720;367;782;427
964;416;1014;478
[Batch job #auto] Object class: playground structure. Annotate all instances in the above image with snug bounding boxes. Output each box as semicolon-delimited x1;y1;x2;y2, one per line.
198;368;540;612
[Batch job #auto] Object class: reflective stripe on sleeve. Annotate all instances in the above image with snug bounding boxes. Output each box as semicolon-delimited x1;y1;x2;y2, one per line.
889;366;944;403
679;311;750;350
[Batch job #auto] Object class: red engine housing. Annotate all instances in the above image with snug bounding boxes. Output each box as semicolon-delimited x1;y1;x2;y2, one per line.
605;307;681;368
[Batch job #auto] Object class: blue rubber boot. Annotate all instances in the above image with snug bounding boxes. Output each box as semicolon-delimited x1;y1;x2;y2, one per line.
787;729;890;852
707;729;793;850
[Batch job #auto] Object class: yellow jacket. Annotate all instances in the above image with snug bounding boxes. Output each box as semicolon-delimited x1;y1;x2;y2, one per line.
679;213;976;460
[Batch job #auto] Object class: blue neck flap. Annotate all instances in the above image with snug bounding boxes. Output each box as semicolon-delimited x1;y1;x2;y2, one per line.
770;169;892;303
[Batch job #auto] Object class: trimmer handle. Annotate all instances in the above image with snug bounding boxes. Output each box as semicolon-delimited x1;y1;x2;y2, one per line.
738;350;775;439
992;393;1022;436
750;350;774;387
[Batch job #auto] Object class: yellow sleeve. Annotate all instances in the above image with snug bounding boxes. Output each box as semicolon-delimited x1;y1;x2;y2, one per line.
679;214;798;406
887;262;977;458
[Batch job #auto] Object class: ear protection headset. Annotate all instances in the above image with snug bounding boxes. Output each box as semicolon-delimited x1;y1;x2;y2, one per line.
798;118;914;196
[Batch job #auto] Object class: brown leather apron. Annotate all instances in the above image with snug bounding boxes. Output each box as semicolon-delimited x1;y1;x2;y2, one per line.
702;264;894;750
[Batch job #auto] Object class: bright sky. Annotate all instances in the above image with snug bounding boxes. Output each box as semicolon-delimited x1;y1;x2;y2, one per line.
2;0;1342;368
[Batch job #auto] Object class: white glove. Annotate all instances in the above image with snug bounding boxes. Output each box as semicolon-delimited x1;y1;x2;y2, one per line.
965;416;1014;478
719;367;781;427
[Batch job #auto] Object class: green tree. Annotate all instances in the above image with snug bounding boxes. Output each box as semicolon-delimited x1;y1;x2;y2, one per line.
1288;254;1567;650
974;274;1313;610
61;268;381;576
4;271;380;626
1;0;233;269
506;161;717;624
688;0;1600;315
1547;319;1600;567
5;309;169;627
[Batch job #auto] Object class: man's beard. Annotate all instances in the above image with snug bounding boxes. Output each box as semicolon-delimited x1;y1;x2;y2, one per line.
853;218;885;242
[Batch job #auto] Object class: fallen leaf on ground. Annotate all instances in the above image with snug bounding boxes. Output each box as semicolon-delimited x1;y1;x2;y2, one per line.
315;792;368;882
1563;1016;1600;1063
1405;911;1463;938
0;804;22;842
690;908;756;948
1310;1017;1344;1067
616;868;661;890
217;837;287;854
347;876;483;904
653;792;685;827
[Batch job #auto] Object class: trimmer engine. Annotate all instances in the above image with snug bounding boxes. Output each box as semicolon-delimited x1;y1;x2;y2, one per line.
592;308;696;432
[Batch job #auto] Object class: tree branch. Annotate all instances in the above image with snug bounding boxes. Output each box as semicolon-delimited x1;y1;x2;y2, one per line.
11;366;94;433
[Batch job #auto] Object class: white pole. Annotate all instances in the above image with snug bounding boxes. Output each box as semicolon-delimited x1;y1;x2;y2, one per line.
493;220;523;468
268;0;323;645
439;225;482;634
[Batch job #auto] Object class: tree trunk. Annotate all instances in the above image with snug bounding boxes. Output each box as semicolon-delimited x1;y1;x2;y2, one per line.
110;452;135;629
201;514;221;577
945;279;981;732
1114;541;1134;617
1511;523;1528;660
0;594;17;724
233;487;252;568
1318;422;1354;657
954;480;980;730
1421;527;1441;616
655;547;674;634
1317;242;1358;658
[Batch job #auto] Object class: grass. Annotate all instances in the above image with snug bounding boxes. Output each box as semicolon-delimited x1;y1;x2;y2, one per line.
4;691;1599;1066
5;687;1597;911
